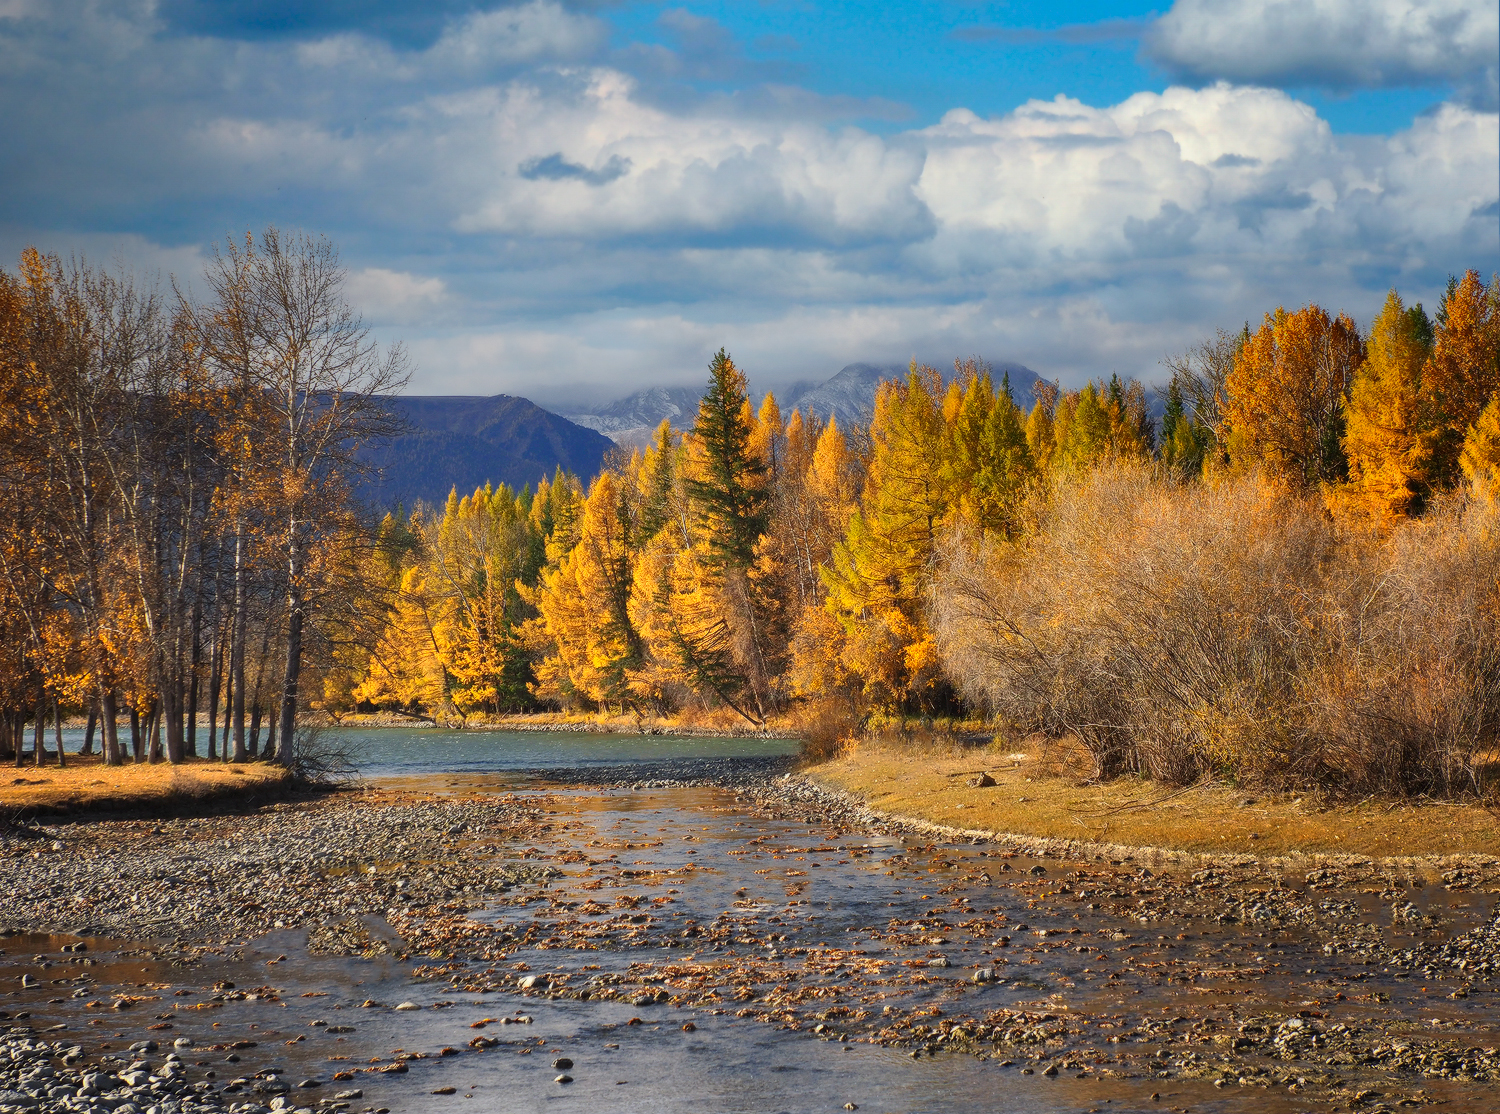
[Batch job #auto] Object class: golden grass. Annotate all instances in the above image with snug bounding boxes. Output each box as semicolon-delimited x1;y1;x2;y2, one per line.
0;754;290;813
810;737;1500;860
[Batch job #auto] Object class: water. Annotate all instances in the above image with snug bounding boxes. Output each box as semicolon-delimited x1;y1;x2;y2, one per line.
326;726;799;777
40;724;799;777
8;729;1499;1112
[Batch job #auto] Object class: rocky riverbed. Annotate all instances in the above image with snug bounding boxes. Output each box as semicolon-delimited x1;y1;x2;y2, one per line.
2;760;1499;1113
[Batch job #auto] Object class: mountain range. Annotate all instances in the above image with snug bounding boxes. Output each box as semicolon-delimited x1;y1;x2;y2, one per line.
562;360;1048;445
354;394;614;512
356;360;1053;511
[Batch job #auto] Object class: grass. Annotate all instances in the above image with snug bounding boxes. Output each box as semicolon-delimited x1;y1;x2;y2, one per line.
809;736;1500;860
0;754;291;815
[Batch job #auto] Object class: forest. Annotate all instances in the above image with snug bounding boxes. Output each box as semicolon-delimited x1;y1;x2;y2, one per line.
3;233;1498;796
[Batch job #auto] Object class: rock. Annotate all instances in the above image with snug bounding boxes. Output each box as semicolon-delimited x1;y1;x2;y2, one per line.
966;773;996;788
972;968;995;983
333;1090;363;1100
18;975;38;988
431;1086;457;1094
552;1058;573;1069
394;1001;421;1011
927;957;950;968
518;975;546;990
554;1074;573;1084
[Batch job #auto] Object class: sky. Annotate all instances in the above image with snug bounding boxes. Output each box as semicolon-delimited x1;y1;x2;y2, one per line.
0;0;1495;408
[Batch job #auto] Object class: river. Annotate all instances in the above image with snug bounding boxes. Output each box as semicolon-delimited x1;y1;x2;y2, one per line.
3;728;1498;1113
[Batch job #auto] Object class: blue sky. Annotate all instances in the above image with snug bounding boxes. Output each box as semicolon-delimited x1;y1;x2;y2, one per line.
1;0;1495;406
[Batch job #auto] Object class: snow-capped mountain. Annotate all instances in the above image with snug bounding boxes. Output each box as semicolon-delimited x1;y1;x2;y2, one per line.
569;361;1048;444
561;386;702;447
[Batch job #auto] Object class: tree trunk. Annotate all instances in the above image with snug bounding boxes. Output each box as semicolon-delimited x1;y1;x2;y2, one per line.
129;706;142;764
247;704;262;759
165;674;185;764
264;709;277;760
186;602;201;757
150;703;164;764
54;699;65;769
207;622;222;761
82;703;97;757
231;529;248;763
276;574;303;766
101;690;121;766
33;702;44;767
220;658;233;760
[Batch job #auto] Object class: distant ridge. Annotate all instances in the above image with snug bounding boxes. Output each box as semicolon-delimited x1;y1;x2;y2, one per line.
568;360;1050;444
562;386;702;448
356;394;613;511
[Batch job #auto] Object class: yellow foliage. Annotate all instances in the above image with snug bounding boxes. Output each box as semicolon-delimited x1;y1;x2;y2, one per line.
1335;290;1436;522
1224;304;1365;488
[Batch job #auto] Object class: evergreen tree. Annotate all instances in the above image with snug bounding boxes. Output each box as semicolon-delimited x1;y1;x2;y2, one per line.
1337;290;1437;520
687;349;767;568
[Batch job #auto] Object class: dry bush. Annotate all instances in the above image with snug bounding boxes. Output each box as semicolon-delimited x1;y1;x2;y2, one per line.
788;696;862;763
932;464;1500;796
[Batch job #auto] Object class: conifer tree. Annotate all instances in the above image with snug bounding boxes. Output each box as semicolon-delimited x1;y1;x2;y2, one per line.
1223;305;1364;488
1338;290;1437;520
1423;271;1500;489
688;350;767;568
1460;396;1500;487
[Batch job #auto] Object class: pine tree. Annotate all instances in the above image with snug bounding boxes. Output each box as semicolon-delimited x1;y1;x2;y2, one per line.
1337;290;1437;520
1423;271;1500;489
1460;396;1500;487
688;350;767;569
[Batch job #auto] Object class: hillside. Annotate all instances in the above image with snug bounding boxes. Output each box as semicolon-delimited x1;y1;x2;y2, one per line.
355;394;614;511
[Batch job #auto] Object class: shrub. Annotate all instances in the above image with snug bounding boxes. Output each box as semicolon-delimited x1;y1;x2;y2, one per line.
932;464;1500;796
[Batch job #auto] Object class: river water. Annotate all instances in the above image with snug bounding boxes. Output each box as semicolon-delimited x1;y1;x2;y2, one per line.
5;729;1498;1113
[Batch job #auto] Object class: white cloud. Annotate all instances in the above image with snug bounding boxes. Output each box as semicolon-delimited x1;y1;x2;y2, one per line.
440;69;930;243
0;0;1494;405
1147;0;1499;110
344;267;448;324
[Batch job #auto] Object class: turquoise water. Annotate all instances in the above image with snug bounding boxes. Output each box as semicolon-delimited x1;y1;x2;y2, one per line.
325;725;800;777
45;723;799;777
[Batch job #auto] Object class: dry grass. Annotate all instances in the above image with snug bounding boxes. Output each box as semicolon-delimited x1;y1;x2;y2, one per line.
811;737;1500;859
0;755;290;814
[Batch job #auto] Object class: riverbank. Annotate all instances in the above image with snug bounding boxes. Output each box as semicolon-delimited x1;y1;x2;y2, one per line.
807;737;1500;862
0;756;292;817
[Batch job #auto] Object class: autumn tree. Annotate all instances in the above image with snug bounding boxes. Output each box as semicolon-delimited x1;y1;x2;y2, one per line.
1336;290;1436;521
1223;305;1365;488
1423;271;1500;489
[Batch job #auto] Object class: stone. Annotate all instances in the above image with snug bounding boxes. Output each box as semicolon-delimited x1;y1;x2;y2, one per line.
552;1058;573;1069
966;774;996;788
393;1001;421;1011
554;1074;573;1084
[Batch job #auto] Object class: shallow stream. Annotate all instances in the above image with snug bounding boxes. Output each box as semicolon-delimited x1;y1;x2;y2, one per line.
4;730;1498;1113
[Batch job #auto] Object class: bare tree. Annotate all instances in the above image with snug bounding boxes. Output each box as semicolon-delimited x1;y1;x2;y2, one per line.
197;229;407;763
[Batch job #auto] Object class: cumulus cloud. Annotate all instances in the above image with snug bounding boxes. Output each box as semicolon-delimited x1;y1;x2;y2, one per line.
343;267;448;325
0;0;1494;402
1147;0;1499;110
